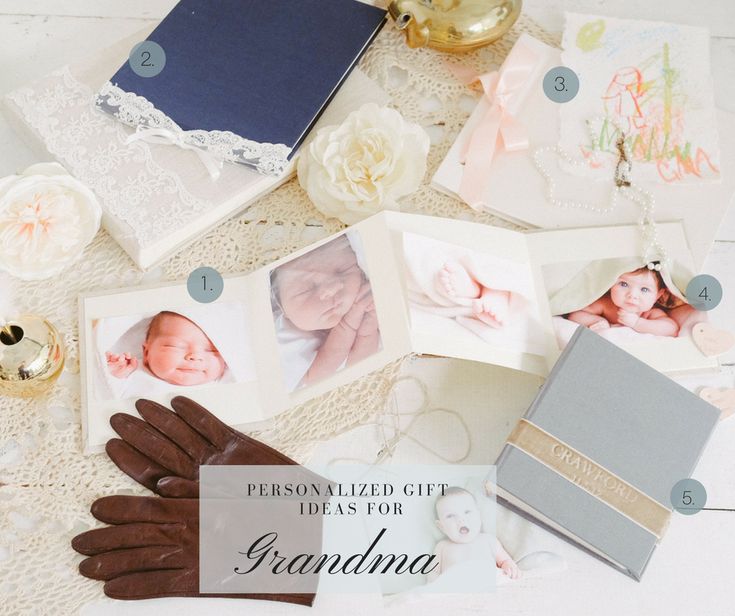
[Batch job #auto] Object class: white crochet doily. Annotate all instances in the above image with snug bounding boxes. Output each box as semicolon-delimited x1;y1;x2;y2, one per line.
0;16;557;615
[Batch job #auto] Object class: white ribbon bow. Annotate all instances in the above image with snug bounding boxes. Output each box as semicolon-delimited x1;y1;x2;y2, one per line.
125;126;225;180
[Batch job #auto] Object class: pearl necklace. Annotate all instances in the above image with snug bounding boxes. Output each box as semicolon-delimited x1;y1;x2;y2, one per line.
532;119;668;271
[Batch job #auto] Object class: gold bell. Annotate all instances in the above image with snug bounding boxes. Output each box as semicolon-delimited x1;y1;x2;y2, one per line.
389;0;522;53
0;315;65;398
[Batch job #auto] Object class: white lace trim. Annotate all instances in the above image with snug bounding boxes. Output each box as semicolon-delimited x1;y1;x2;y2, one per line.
96;82;292;176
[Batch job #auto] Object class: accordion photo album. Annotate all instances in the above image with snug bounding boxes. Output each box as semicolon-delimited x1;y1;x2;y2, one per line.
79;211;725;452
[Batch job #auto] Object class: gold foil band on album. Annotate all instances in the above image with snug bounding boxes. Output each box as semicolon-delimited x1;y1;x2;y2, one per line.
506;419;670;540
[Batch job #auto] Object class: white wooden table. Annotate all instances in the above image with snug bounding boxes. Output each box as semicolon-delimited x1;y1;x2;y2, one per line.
1;1;734;615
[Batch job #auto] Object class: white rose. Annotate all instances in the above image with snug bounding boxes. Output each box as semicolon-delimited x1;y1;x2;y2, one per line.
298;103;430;225
0;162;102;280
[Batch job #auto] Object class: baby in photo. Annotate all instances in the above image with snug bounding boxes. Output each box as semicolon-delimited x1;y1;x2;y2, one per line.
94;303;255;401
566;267;679;337
106;310;226;386
402;232;548;358
438;259;512;328
428;487;521;583
270;232;381;392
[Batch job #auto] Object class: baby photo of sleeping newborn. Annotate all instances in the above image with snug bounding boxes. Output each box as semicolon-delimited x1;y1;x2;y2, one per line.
270;231;382;392
93;302;256;401
106;311;225;385
545;258;704;350
402;232;547;358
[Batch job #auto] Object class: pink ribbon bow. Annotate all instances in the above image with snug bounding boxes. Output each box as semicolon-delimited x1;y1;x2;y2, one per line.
456;39;542;210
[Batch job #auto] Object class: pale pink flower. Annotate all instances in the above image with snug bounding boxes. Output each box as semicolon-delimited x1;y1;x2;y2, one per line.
0;163;101;280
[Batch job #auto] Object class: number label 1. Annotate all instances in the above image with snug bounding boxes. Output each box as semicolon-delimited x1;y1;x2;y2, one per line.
188;267;223;303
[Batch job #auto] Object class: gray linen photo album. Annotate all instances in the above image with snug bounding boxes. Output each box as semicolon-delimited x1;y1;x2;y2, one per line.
495;326;720;580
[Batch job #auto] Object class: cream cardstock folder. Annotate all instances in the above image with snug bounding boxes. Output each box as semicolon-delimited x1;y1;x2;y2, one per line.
80;213;721;452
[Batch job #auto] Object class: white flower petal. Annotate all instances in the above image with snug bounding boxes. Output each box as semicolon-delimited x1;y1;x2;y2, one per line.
296;104;429;225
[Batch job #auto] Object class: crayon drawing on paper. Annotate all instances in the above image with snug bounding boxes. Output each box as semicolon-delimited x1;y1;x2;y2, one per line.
560;14;720;184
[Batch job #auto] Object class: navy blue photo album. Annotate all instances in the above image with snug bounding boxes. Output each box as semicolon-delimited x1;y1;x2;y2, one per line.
96;0;386;175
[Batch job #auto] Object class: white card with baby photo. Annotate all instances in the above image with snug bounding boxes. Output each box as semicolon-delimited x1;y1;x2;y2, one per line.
80;278;262;453
79;212;722;452
246;215;413;414
526;223;720;375
385;212;719;377
385;213;556;377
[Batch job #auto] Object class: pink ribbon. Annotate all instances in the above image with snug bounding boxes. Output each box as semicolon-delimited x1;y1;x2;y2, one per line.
456;39;542;210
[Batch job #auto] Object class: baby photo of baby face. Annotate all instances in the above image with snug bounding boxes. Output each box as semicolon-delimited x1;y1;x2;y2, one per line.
270;231;382;393
402;232;547;357
429;486;520;586
544;258;705;350
92;302;256;401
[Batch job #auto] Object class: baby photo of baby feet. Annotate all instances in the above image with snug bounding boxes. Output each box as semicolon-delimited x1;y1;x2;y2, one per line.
472;289;511;328
439;259;482;299
437;260;512;329
403;231;546;359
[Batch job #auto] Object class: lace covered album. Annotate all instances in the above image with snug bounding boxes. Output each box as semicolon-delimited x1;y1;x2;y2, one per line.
2;30;389;270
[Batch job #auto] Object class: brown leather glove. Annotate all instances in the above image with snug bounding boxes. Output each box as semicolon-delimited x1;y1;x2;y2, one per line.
72;495;315;603
73;397;323;603
106;396;299;497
